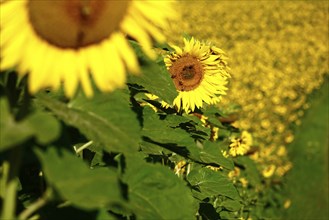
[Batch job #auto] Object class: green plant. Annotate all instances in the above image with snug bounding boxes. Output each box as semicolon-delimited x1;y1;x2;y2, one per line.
0;43;285;220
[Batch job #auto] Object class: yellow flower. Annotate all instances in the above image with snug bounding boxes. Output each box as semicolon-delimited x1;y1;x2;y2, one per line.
229;131;253;157
167;1;328;180
276;162;293;177
239;177;248;188
277;145;287;157
206;165;222;172
284;199;291;209
241;131;253;146
262;164;276;178
0;0;174;97
174;160;188;177
199;115;209;124
228;167;241;180
284;132;294;143
221;150;229;158
164;37;230;112
143;93;171;111
210;126;219;141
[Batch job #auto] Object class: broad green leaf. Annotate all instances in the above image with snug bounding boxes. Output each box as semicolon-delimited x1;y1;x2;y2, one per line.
139;140;172;155
142;107;195;148
220;210;240;220
189;140;234;170
202;105;225;128
35;147;124;210
96;209;117;220
187;167;240;200
141;107;209;144
221;199;242;211
183;114;212;139
123;154;195;219
202;105;226;116
234;156;261;186
165;114;193;126
141;108;233;169
0;98;60;151
36;89;140;154
128;42;177;104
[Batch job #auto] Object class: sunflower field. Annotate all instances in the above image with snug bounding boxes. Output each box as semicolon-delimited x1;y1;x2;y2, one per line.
0;1;328;220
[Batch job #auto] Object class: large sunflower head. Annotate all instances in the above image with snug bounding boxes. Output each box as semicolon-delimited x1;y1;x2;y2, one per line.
164;37;230;113
0;0;174;97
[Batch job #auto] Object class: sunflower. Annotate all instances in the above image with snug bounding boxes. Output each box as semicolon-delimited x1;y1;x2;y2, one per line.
0;0;174;97
164;37;230;112
228;131;253;157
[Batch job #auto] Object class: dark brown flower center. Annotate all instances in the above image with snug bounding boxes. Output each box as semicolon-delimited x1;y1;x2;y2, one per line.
27;0;129;49
169;55;204;91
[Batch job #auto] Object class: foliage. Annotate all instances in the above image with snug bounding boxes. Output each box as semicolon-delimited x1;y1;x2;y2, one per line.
0;42;283;220
168;0;329;180
284;80;329;220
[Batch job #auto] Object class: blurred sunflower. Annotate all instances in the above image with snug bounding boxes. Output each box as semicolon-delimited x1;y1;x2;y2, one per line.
229;131;253;157
0;0;174;97
164;37;230;112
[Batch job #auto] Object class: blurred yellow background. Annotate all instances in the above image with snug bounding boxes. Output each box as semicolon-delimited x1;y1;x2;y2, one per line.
168;0;328;178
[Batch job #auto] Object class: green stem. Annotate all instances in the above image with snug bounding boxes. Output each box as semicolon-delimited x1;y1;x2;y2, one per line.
1;147;22;220
74;141;93;154
0;161;10;199
18;188;52;220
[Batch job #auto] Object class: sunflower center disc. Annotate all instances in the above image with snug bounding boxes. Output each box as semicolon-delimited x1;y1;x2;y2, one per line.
169;55;204;91
28;0;129;48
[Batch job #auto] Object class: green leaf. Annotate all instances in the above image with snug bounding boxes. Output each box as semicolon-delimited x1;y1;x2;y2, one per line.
36;89;140;154
123;154;195;219
142;107;195;148
202;105;225;116
128;42;177;104
183;114;212;139
189;140;234;170
35;147;124;210
187;167;240;200
139;140;172;155
221;199;242;211
96;209;117;220
202;105;225;127
141;108;234;169
219;210;239;220
0;98;60;151
234;156;261;186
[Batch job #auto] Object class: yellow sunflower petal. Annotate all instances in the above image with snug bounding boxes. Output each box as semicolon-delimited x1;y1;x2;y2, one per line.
121;16;155;59
108;40;126;88
0;0;174;97
111;32;140;74
164;37;231;112
76;53;93;97
86;45;109;92
61;51;80;97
